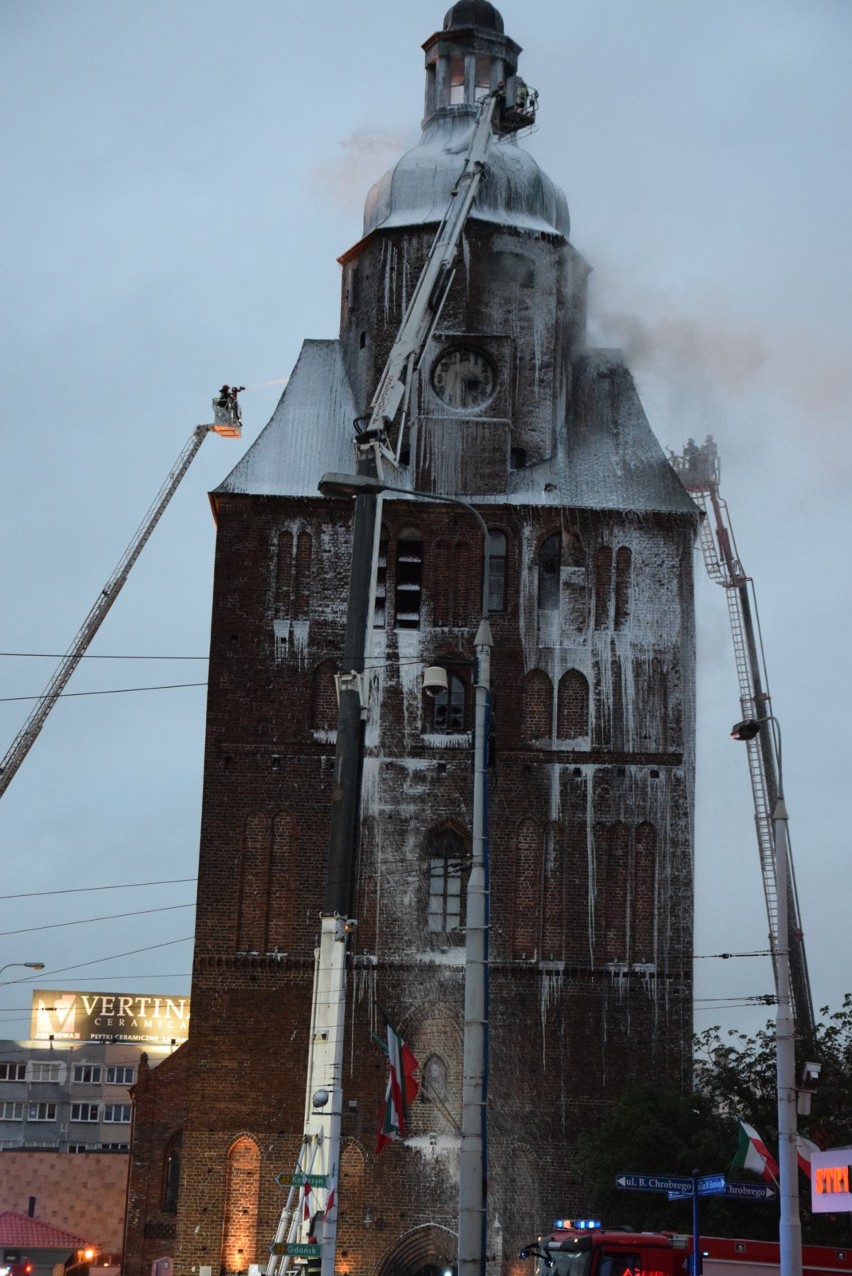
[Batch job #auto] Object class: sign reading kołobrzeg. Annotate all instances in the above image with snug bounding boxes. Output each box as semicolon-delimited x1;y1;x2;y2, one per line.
30;990;190;1046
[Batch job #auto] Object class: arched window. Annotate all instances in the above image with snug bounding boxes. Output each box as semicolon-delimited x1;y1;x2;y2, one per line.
614;546;632;630
537;533;560;610
602;822;629;962
421;1054;449;1104
511;819;541;959
426;827;468;938
633;822;657;962
373;528;388;629
521;669;553;740
557;669;589;738
236;814;270;954
487;530;508;612
294;531;312;620
220;1136;260;1275
274;530;293;617
594;545;612;629
430;671;466;733
162;1131;181;1213
395;528;423;629
310;660;338;732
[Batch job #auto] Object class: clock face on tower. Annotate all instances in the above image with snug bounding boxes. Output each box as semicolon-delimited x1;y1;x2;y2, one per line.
431;346;496;410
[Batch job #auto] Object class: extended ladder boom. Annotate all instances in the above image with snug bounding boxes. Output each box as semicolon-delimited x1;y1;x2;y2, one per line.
0;416;240;799
672;439;815;1035
364;84;532;455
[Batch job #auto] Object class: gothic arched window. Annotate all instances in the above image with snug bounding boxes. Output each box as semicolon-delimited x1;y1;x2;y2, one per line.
557;669;589;739
395;528;424;629
220;1136;260;1276
537;533;560;611
614;546;632;630
426;828;468;938
430;671;467;734
521;669;553;740
487;530;508;612
162;1131;181;1213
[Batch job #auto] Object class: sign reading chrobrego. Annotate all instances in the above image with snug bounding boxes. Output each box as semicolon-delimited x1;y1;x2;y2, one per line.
31;990;190;1045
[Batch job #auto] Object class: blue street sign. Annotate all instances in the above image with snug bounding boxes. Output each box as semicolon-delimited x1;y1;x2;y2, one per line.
723;1182;777;1201
698;1174;727;1194
616;1173;693;1193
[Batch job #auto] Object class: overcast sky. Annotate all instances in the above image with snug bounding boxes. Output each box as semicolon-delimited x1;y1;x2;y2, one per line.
1;1;850;1051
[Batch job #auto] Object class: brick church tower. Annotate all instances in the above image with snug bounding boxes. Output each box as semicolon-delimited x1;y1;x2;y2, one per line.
145;6;699;1276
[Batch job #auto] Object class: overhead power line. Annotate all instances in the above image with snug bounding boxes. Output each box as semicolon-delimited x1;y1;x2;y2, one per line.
0;682;207;703
0;902;195;938
0;877;197;901
0;652;208;661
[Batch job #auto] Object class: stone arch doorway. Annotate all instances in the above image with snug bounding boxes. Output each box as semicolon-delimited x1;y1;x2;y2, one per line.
376;1224;457;1276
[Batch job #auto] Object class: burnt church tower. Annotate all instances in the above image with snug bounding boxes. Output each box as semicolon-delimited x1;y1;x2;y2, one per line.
145;6;699;1276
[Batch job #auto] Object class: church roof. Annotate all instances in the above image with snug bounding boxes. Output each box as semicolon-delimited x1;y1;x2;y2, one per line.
215;340;356;499
216;341;696;518
505;349;698;515
362;115;570;241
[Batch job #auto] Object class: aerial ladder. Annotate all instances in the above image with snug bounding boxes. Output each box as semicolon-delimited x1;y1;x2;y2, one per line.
265;79;538;1276
670;438;815;1036
0;393;243;800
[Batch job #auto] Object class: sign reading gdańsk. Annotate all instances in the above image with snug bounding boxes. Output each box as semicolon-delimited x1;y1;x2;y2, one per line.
31;989;190;1046
811;1148;852;1213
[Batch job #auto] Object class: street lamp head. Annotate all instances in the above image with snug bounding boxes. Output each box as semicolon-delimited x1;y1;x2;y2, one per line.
25;962;45;971
731;718;762;741
318;472;388;498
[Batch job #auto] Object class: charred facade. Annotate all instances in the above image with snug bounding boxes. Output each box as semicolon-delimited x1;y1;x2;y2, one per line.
125;5;698;1276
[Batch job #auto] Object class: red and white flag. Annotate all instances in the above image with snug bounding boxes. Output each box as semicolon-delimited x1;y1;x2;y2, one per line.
731;1121;780;1183
376;1021;419;1154
797;1135;821;1178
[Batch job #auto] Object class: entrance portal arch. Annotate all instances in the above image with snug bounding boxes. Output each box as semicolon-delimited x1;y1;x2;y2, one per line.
375;1224;457;1276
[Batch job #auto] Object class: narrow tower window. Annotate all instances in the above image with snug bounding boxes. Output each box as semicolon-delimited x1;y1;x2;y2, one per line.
394;528;423;629
426;828;468;938
614;546;632;630
487;530;508;612
537;533;560;611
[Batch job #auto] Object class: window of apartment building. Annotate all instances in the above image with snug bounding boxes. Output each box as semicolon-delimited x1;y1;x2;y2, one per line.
106;1065;135;1085
103;1104;132;1123
28;1103;57;1121
29;1063;61;1083
101;1141;129;1150
68;1144;91;1153
1;1102;24;1121
70;1103;100;1122
73;1065;102;1084
0;1062;26;1082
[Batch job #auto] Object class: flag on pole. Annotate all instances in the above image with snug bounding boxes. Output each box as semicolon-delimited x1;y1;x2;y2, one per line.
797;1135;820;1177
376;1020;420;1153
731;1121;780;1183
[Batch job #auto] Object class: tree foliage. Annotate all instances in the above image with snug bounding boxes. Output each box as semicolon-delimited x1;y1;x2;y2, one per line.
574;997;852;1245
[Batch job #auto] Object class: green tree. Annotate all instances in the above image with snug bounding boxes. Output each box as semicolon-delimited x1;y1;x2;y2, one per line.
574;997;852;1245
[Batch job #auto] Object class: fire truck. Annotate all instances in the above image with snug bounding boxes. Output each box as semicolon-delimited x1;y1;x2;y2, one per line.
519;1220;852;1276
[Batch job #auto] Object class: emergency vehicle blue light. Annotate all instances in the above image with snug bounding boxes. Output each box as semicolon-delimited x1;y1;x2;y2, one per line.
554;1220;601;1231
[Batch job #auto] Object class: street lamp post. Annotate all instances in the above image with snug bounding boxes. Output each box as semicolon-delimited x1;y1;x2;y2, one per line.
0;962;45;981
731;717;802;1276
318;472;492;1276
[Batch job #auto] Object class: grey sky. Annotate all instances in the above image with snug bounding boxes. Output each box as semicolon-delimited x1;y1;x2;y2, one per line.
1;1;850;1047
